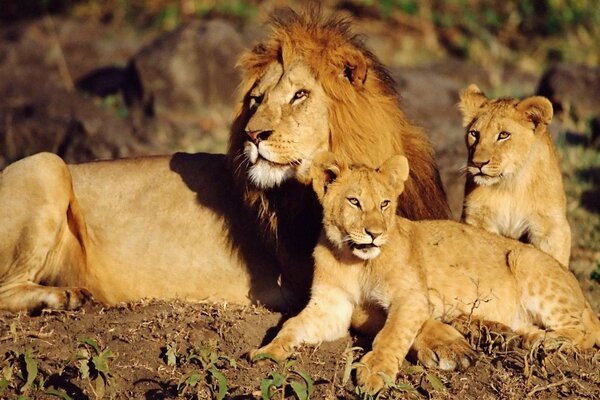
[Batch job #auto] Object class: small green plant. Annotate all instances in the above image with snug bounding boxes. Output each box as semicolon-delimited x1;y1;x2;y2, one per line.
0;348;72;399
76;338;116;399
165;339;235;400
255;354;313;400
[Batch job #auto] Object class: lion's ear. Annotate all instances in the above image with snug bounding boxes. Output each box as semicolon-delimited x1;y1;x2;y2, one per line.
310;151;344;201
378;155;409;192
459;84;488;127
340;48;367;86
516;96;553;128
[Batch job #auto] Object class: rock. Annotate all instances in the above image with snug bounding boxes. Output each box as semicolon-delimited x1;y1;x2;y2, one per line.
537;64;600;125
127;19;248;138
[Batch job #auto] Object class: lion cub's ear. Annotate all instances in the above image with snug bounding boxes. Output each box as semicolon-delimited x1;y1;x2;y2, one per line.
459;84;488;127
377;155;409;192
310;151;345;200
516;96;553;128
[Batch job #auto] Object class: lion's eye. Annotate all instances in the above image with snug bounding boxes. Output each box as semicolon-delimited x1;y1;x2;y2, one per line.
468;130;479;140
380;200;390;210
347;197;361;208
497;131;511;141
291;89;309;104
249;94;263;108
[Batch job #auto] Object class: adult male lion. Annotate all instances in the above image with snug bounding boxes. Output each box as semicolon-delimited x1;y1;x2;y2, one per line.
0;7;448;312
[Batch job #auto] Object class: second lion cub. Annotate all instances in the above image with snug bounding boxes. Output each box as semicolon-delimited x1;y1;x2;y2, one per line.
251;152;600;395
459;84;571;266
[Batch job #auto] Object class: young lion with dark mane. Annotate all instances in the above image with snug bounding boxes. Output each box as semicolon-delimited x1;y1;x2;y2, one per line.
251;152;600;395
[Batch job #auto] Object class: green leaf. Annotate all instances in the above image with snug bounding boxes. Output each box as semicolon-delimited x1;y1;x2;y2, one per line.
294;370;313;396
80;338;100;354
165;343;177;366
92;349;114;375
426;372;446;392
20;348;38;393
290;380;308;400
0;378;9;393
44;388;74;400
209;367;228;400
394;382;418;393
77;359;90;380
252;353;280;363
260;378;275;400
377;371;396;388
405;365;425;374
219;355;237;368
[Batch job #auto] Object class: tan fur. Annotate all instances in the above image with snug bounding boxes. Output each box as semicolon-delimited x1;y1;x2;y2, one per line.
251;153;600;394
459;84;571;266
0;7;448;313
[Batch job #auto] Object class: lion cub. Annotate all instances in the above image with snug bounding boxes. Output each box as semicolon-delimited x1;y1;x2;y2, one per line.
250;152;600;394
459;84;571;266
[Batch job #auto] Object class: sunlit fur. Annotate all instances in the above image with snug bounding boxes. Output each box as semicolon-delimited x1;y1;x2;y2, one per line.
459;84;571;266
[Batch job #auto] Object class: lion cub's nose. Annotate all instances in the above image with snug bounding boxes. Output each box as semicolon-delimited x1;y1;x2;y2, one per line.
471;160;490;169
365;228;383;241
246;129;273;144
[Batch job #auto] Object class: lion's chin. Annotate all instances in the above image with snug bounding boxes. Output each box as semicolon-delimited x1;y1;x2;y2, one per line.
248;160;295;189
473;174;502;186
352;246;381;261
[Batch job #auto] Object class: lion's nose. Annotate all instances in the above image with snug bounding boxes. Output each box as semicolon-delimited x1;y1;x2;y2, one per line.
471;160;490;169
246;129;273;144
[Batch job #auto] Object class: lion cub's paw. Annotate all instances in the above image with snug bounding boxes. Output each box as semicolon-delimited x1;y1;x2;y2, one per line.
249;341;294;364
416;337;476;371
356;351;398;395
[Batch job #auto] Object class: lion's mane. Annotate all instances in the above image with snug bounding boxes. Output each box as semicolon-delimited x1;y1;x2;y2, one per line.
228;7;448;230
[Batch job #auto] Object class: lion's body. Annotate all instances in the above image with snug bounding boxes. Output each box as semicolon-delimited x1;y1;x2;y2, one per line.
252;153;600;394
459;85;570;266
0;7;448;312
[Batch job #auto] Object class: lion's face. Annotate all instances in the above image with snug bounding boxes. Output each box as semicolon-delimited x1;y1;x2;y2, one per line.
459;84;554;186
310;152;409;261
242;60;330;189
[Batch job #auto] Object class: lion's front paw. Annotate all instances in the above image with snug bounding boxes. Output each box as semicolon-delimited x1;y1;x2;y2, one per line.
356;351;398;395
250;341;294;364
415;336;475;371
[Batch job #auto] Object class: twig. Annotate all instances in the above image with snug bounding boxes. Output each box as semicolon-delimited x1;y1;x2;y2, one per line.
526;378;571;397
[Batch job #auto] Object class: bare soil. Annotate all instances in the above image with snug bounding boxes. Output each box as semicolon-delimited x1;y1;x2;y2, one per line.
1;300;599;399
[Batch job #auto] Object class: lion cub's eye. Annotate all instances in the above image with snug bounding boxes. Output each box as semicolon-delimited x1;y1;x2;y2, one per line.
347;197;361;208
468;130;479;140
497;131;511;141
291;89;309;104
380;200;390;210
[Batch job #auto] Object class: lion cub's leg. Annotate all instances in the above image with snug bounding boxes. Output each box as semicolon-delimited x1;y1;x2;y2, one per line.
529;218;571;267
356;295;429;395
509;248;600;349
0;153;89;312
250;284;354;362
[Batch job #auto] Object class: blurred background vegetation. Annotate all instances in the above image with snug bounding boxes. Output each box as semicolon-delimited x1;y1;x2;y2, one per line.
2;0;599;72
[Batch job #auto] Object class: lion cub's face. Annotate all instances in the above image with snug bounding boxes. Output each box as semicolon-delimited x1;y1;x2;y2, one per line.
459;84;553;186
242;60;330;189
310;152;409;260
